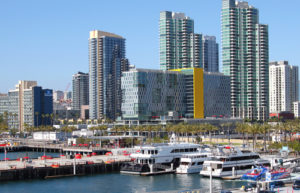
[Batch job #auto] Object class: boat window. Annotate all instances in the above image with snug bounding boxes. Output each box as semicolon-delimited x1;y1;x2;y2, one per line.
175;149;180;153
171;150;174;153
198;161;204;165
192;162;195;165
141;150;144;154
185;149;188;152
212;164;222;169
155;150;158;154
181;162;189;166
222;167;232;171
151;150;154;154
180;149;184;152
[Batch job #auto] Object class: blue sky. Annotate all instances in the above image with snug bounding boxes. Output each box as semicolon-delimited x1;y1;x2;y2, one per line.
0;0;299;92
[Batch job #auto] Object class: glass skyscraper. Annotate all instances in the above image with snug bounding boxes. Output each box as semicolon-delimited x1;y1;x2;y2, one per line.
89;30;129;121
160;11;202;70
202;35;219;72
222;0;269;121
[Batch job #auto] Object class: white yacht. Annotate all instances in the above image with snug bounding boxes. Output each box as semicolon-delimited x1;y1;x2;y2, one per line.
200;146;270;178
120;142;201;175
176;149;212;174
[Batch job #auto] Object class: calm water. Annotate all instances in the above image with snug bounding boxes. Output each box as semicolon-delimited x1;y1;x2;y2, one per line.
0;173;247;193
0;152;247;193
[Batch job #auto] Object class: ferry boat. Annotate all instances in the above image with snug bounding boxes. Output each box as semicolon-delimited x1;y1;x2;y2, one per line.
120;142;201;175
176;149;212;174
200;146;270;178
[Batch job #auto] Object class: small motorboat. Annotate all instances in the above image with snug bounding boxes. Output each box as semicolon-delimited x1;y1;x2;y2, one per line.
241;166;292;181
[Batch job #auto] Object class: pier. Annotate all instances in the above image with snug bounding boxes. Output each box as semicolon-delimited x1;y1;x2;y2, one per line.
0;154;131;181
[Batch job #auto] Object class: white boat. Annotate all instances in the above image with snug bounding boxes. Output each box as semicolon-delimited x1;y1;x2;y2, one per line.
176;149;212;174
200;146;270;178
120;142;201;175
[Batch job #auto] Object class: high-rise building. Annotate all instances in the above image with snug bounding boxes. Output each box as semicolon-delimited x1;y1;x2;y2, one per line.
269;61;299;113
72;72;89;111
204;72;231;117
3;81;53;131
121;69;186;121
222;0;269;121
159;11;202;70
202;35;219;72
89;30;129;121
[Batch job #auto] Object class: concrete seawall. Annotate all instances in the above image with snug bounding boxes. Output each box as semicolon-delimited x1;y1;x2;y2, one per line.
0;161;125;181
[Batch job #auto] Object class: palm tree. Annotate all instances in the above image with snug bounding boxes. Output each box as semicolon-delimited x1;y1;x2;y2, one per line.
235;123;248;146
50;113;54;126
41;114;45;125
246;123;263;151
221;123;233;143
35;112;39;127
203;123;218;144
261;123;271;152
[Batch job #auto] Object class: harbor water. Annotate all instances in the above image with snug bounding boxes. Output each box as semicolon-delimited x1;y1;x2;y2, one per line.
0;172;246;193
0;152;247;193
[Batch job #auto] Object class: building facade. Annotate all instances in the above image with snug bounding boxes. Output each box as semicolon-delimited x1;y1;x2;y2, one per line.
160;11;202;70
4;81;53;131
269;61;299;113
72;72;89;111
293;102;300;118
204;72;231;117
172;68;204;119
53;90;64;102
202;35;219;72
121;69;186;121
89;30;129;121
222;0;269;121
0;94;9;115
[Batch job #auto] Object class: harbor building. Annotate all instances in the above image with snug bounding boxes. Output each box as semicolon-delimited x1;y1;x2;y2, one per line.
89;30;129;121
121;69;186;121
204;72;231;117
72;72;89;111
269;61;298;114
202;35;219;72
159;11;202;70
2;81;53;131
222;0;269;121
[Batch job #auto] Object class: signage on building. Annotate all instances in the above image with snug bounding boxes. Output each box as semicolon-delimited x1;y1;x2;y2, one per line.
44;90;53;97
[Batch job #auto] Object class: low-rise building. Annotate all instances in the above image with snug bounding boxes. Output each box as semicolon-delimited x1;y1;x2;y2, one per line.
121;68;186;121
33;131;71;141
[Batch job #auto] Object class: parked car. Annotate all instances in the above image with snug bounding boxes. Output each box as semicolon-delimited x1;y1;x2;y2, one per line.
293;179;300;190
